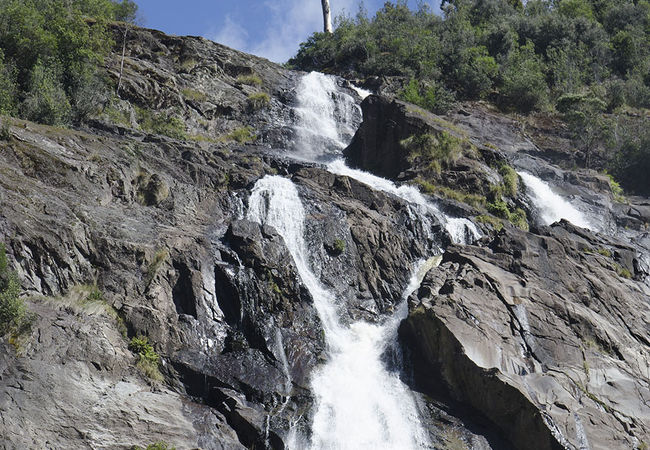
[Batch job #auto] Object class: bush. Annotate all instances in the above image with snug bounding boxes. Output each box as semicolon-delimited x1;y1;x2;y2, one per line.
247;92;270;111
22;62;71;125
128;335;162;381
500;41;548;112
0;243;28;336
399;79;455;114
0;0;138;125
236;74;262;86
402;131;466;173
224;126;256;144
135;108;187;140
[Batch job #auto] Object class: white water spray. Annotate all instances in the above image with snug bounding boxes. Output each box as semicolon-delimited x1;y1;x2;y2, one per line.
328;159;481;245
518;171;593;230
248;175;430;449
293;72;360;160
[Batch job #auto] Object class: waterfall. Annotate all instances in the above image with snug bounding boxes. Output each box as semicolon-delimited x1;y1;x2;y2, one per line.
327;159;481;245
518;171;594;230
247;175;430;450
293;72;361;161
294;71;480;245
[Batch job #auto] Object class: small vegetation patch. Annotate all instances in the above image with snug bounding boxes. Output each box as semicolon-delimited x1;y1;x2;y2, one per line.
128;335;163;381
614;263;632;279
399;78;455;114
605;173;625;203
145;249;168;286
325;238;346;256
402;132;466;174
0;243;29;337
415;179;486;209
247;92;270;111
236;74;262;86
135;107;187;140
474;214;504;231
223;126;256;144
498;164;519;197
180;88;206;102
0;117;11;140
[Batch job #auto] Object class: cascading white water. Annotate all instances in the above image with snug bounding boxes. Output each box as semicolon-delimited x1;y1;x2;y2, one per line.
247;71;485;448
327;159;481;245
293;72;480;245
247;175;431;450
293;72;361;161
518;171;593;230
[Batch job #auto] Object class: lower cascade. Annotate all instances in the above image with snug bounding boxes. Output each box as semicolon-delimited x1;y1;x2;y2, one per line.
248;175;432;449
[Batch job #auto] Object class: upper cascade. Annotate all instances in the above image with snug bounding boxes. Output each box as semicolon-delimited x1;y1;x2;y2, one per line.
518;171;594;230
293;72;362;161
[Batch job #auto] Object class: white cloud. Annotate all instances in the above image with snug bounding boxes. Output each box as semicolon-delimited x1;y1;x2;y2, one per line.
205;14;250;53
205;0;358;63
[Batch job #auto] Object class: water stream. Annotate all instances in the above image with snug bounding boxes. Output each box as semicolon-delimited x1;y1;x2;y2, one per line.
248;71;485;448
518;171;594;230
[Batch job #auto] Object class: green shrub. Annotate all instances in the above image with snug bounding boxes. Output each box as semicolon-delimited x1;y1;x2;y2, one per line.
399;79;455;114
180;88;206;102
500;41;548;113
605;173;625;202
402;131;465;171
236;74;262;86
224;126;256;144
135;108;187;140
22;62;71;125
325;238;346;256
415;179;486;208
0;243;28;336
474;214;504;231
0;117;10;140
498;164;519;197
247;92;270;111
128;335;162;381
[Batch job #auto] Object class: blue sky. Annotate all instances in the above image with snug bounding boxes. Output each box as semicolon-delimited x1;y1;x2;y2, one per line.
133;0;442;63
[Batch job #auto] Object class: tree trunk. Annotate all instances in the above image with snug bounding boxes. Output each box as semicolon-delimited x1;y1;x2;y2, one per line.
321;0;333;33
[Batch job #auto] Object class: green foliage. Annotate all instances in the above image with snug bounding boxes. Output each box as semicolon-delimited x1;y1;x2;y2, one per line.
498;164;519;197
128;335;162;381
236;74;262;86
22;61;71;125
399;79;455;114
605;173;625;202
326;239;346;256
0;117;10;140
291;0;650;115
224;126;256;144
415;179;486;208
0;0;138;124
0;243;28;336
180;88;206;102
247;92;270;111
135;108;187;140
474;214;504;231
402;131;466;172
500;41;548;112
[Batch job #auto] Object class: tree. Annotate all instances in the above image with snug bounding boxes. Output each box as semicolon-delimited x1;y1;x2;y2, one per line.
321;0;333;33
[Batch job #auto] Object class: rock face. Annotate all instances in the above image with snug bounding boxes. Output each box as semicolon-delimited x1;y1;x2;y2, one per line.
401;220;650;450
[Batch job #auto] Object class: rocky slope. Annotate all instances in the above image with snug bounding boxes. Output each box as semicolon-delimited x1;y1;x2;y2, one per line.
0;24;648;450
